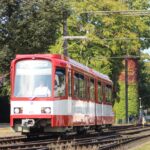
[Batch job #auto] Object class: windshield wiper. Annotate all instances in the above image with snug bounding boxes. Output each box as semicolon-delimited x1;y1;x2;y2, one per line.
31;97;37;100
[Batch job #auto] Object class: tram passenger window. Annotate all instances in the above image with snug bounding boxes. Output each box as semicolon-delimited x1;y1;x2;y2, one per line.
102;85;105;100
54;67;66;97
74;72;85;99
85;78;89;99
98;81;102;102
106;85;112;102
74;73;79;97
68;71;71;97
79;74;85;99
90;79;95;101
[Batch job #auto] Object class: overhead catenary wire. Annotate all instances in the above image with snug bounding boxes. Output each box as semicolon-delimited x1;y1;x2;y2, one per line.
61;38;150;60
60;8;150;56
62;8;150;57
63;37;150;41
81;10;150;16
91;55;150;60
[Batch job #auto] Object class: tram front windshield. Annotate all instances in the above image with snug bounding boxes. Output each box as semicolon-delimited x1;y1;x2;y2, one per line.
14;60;52;97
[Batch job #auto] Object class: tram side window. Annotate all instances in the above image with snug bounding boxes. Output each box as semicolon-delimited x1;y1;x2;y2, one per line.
74;73;79;97
74;72;85;99
79;74;85;99
102;84;105;101
85;78;89;99
90;79;95;101
54;67;66;97
68;71;71;97
98;81;102;102
106;85;112;102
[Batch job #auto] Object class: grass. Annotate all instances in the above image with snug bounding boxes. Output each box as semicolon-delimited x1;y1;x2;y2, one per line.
131;141;150;150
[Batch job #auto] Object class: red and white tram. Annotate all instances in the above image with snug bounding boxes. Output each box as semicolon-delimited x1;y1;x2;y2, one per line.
10;54;114;133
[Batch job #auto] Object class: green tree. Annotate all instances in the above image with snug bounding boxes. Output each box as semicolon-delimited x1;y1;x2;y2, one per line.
0;0;69;53
50;0;150;73
0;0;70;95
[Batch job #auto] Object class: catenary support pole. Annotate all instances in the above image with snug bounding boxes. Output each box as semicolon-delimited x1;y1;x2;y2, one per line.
63;11;68;57
125;56;128;124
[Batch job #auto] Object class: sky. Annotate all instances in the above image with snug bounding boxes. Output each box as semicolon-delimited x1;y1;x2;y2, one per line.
143;48;150;62
143;48;150;55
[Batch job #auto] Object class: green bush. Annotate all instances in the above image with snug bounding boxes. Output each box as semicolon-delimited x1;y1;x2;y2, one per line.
114;82;139;123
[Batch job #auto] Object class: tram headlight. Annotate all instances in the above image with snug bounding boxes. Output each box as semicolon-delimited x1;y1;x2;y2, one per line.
14;107;23;114
41;107;51;114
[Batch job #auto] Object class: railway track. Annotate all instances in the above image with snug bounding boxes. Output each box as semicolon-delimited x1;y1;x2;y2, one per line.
0;135;26;145
0;134;120;150
0;125;150;150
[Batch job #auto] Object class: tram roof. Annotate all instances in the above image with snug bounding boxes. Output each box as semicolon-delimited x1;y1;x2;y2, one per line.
68;58;112;82
15;54;112;83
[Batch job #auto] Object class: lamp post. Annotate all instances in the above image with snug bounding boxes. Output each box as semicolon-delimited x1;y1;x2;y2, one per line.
139;97;142;109
139;97;143;123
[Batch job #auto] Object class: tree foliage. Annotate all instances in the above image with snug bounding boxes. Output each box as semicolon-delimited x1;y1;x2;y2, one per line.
50;0;150;74
0;0;69;54
0;0;69;95
114;82;139;121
